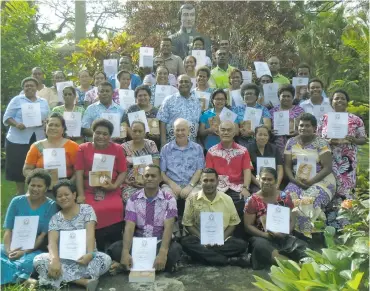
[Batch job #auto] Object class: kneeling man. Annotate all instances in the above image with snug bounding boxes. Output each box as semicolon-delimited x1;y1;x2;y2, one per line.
108;164;182;273
180;168;249;267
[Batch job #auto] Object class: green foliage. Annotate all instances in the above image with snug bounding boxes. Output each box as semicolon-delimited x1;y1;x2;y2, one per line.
347;101;369;135
0;1;60;104
64;32;141;83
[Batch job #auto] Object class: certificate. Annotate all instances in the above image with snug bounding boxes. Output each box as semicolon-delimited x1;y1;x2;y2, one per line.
191;78;196;90
101;113;121;138
263;83;280;106
312;104;333;121
154;85;172;107
200;212;224;245
132;237;157;271
273;111;290;136
21;103;42;127
133;155;153;184
10;216;39;250
254;62;272;78
256;157;276;176
192;50;206;67
230;89;244;107
92;153;115;177
241;71;252;85
296;155;316;180
219;107;237;122
128;110;150;133
243;107;262;130
139;47;154;68
63;112;82;137
195;91;211;111
119;89;135;110
56;81;74;103
147;118;160;135
326;112;348;138
292;77;308;89
103;59;118;77
59;229;86;261
43;148;67;178
265;204;290;234
89;171;112;187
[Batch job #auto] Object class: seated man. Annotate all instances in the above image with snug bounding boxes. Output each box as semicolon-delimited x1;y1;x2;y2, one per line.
181;168;249;267
206;120;253;238
107;164;182;273
160;118;204;216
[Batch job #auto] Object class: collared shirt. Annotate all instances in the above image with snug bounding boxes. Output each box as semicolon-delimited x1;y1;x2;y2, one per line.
160;54;185;77
156;92;202;142
143;73;177;87
76;86;94;106
150;84;179;107
206;142;253;192
209;65;236;89
182;190;241;231
125;188;177;239
81;101;124;129
108;73;142;90
232;102;271;124
300;97;333;123
272;73;290;85
3;95;49;144
160;140;204;186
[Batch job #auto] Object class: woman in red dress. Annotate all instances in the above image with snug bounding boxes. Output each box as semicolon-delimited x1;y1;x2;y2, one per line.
75;118;127;250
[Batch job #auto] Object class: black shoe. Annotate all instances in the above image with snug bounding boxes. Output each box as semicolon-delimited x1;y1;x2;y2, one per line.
228;254;251;268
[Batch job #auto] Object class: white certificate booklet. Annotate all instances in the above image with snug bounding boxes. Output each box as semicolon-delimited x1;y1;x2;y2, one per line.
292;77;309;89
230;89;244;107
154;85;172;107
219;107;237;122
133;155;153;166
103;59;118;78
191;78;196;90
241;71;252;85
273;111;290;136
56;81;74;103
101;113;121;138
256;157;276;176
327;112;349;138
263;83;280;106
192;50;206;67
21;103;42;127
312;104;333;121
59;229;86;261
194;91;211;110
11;216;39;250
266;204;290;234
92;154;115;176
128;110;150;133
296;154;317;179
201;212;224;245
254;62;272;78
119;89;135;110
132;237;157;271
139;47;154;68
243;107;262;130
63;112;82;137
43;148;67;178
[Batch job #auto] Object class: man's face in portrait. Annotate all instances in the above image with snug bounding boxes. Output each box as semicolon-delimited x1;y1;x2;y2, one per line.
181;8;196;29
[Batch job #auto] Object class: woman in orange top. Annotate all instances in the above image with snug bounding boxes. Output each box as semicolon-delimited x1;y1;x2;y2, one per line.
23;113;79;181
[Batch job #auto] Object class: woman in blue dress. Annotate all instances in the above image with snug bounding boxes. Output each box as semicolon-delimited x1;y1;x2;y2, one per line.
1;169;57;286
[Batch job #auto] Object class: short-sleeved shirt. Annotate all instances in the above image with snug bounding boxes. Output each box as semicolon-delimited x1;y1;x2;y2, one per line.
125;188;178;239
81;101;124;129
160;54;185;77
25;139;80;178
3;95;50;144
272;73;290;85
209;65;236;89
3;195;57;234
160;140;205;186
299;98;333;123
206;142;253;192
232;102;271;124
246;141;283;177
156;92;202;142
182;190;241;232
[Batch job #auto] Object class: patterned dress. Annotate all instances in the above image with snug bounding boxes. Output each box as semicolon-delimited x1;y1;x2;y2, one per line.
33;204;111;289
269;104;305;159
283;136;336;236
121;139;160;202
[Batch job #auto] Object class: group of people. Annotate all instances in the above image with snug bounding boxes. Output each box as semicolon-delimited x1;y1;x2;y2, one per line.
2;15;368;290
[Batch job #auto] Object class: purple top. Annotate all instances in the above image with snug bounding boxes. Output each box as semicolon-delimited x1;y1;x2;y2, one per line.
125;188;178;239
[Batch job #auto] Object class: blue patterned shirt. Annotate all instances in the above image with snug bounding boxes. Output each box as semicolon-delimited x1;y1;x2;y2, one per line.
156;92;202;141
81;101;124;129
231;102;271;124
76;86;94;106
160;140;204;186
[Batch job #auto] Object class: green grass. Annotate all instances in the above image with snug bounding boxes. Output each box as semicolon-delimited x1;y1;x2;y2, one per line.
358;143;369;170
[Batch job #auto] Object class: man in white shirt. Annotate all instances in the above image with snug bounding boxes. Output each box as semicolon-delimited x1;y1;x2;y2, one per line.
143;56;177;87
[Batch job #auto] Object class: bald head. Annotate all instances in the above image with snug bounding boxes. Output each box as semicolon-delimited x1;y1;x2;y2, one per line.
219;120;235;143
267;56;280;74
177;74;192;97
174;118;189;129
